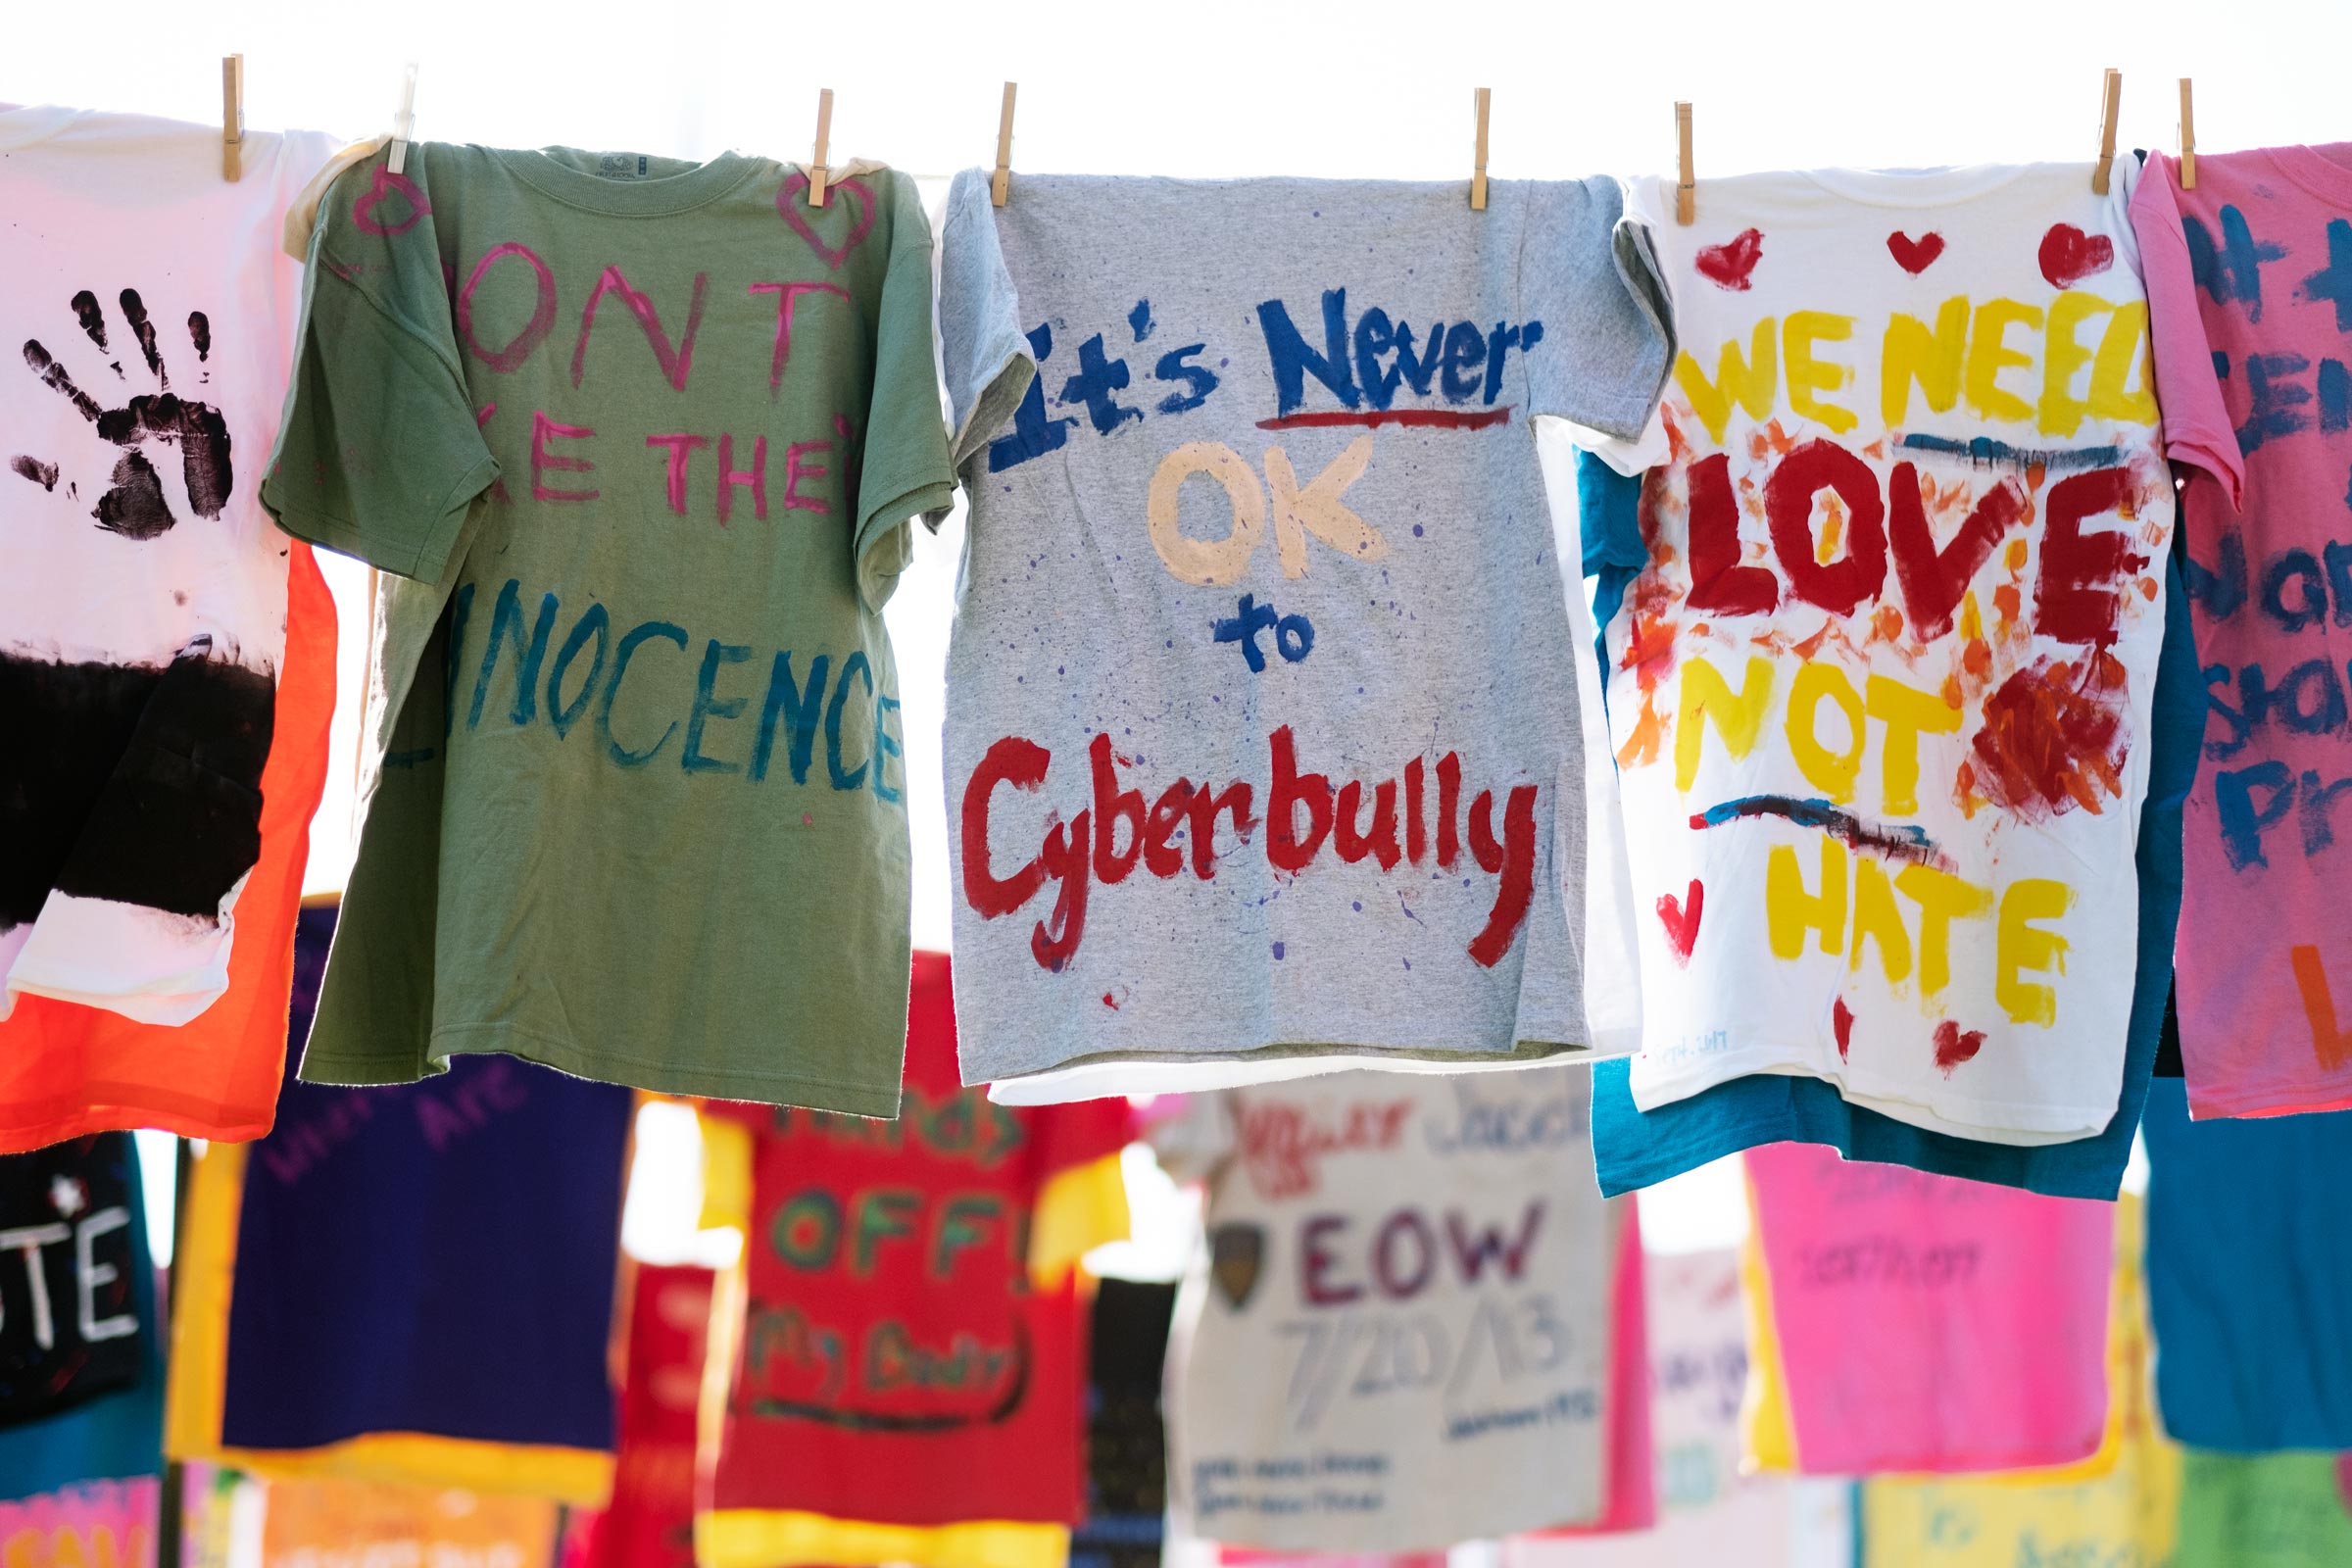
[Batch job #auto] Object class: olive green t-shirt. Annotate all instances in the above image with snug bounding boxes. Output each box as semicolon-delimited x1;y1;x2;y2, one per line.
264;145;952;1114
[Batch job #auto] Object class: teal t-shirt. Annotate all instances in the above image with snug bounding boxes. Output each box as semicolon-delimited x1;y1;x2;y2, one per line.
264;146;953;1114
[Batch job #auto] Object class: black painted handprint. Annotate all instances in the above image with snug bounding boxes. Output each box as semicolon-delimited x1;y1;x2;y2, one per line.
14;289;232;539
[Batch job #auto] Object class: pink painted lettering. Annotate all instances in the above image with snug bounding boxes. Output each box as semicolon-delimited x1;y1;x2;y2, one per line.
458;243;559;373
530;411;599;504
716;433;768;523
645;433;709;515
750;281;850;391
570;267;709;392
784;439;832;514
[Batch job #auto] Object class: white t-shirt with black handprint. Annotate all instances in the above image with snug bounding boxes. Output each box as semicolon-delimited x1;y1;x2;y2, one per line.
0;107;335;1023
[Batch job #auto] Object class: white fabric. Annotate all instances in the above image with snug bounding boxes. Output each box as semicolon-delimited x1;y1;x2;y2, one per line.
0;107;330;1022
1165;1069;1616;1552
1602;163;2173;1143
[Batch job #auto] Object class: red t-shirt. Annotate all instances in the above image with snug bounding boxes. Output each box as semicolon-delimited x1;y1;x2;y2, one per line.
711;951;1133;1527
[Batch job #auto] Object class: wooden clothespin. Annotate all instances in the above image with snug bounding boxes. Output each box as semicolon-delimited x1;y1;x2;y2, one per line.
1675;101;1695;224
1470;87;1491;211
991;82;1017;207
808;88;834;208
220;55;245;182
388;62;418;175
2091;68;2122;195
2180;76;2198;190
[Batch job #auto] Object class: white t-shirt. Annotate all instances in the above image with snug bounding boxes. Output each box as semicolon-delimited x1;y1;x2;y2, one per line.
1163;1068;1617;1551
1596;164;2173;1144
0;108;332;1023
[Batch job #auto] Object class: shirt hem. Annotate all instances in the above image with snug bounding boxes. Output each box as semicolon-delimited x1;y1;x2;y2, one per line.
300;1022;903;1118
1628;1051;2118;1144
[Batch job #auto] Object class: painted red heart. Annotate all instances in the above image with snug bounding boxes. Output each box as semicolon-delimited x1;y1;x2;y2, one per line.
778;172;878;270
351;166;430;238
2037;222;2115;288
1656;880;1703;963
1693;228;1764;292
1933;1018;1986;1074
1886;230;1945;274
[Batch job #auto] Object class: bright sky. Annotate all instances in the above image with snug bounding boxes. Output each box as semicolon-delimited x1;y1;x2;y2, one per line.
9;0;2325;1262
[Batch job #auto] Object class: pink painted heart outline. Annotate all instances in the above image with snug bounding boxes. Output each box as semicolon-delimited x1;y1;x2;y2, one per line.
351;166;430;238
778;172;878;270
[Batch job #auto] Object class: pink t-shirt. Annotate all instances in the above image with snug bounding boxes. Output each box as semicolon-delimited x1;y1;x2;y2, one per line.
1746;1142;2113;1474
2132;147;2352;1118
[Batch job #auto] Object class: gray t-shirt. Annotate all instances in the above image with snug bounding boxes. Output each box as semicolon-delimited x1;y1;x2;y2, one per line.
940;172;1672;1101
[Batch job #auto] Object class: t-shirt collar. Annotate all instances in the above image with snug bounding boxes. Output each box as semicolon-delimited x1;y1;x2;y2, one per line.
2263;143;2352;208
493;146;763;216
1796;162;2037;208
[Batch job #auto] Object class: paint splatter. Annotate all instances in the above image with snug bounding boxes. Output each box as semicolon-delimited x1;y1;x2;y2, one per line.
1657;880;1702;963
1271;941;1286;959
1694;228;1765;291
187;311;213;363
1102;992;1119;1009
1833;999;1855;1060
1967;653;2130;819
1933;1018;1986;1074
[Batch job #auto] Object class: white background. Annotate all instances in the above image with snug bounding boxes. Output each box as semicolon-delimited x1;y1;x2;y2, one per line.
6;0;2325;1262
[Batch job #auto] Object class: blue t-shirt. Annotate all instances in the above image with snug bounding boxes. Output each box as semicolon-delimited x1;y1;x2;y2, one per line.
2143;1075;2352;1449
216;901;631;1453
1580;457;2203;1200
0;1138;162;1500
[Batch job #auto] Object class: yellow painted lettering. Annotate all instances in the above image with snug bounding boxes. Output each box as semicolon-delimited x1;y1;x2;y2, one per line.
1785;311;1859;434
1881;296;1970;425
1865;674;1964;814
1964;298;2042;425
1894;862;1994;998
1850;856;1914;985
1675;656;1778;793
1767;838;1848;959
2088;299;2159;425
1673;318;1777;444
1786;662;1865;805
2037;290;2112;437
1997;878;2073;1025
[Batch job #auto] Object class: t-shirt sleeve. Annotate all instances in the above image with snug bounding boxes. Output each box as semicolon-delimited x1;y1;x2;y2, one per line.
260;148;498;583
2129;154;2245;506
1517;176;1676;442
937;169;1039;475
851;173;958;614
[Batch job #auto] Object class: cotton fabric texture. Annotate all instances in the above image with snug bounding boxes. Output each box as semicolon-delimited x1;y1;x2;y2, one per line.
2142;1076;2352;1451
1740;1142;2113;1475
1498;1250;1853;1568
1163;1069;1620;1550
1598;163;2174;1145
165;901;633;1502
1857;1196;2180;1567
0;1146;161;1500
0;107;337;1151
2175;1450;2352;1568
937;172;1672;1103
2132;144;2352;1120
564;1263;715;1568
700;950;1133;1568
264;143;954;1112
